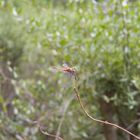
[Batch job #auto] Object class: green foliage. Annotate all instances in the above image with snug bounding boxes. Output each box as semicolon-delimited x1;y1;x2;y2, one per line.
0;10;24;66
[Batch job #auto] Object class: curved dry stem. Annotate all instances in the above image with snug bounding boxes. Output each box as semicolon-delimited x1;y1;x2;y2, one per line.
30;120;64;140
39;126;64;140
73;87;140;140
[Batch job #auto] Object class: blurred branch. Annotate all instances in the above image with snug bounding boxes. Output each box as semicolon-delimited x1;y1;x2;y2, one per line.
121;0;131;73
3;0;8;7
55;95;74;140
39;126;64;140
29;120;64;140
127;118;140;130
0;67;9;81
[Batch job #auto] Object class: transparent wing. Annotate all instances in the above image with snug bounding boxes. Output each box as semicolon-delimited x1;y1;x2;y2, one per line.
62;63;69;67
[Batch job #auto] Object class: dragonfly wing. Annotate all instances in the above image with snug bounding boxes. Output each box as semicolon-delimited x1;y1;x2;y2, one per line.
51;66;66;73
62;63;69;67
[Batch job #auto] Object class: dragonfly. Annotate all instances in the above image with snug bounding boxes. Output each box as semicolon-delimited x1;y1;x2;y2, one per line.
51;64;77;80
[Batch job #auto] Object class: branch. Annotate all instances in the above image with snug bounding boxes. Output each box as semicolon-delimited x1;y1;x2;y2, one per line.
73;87;140;140
29;120;64;140
39;126;64;140
55;95;74;140
127;118;140;130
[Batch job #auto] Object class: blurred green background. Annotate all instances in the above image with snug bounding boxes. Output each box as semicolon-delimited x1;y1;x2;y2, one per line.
0;0;140;140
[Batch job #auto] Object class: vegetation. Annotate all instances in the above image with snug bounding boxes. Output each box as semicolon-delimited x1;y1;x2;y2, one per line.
0;0;140;140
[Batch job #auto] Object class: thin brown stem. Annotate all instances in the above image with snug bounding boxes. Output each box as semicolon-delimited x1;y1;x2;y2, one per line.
39;126;64;140
73;87;140;140
30;121;64;140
